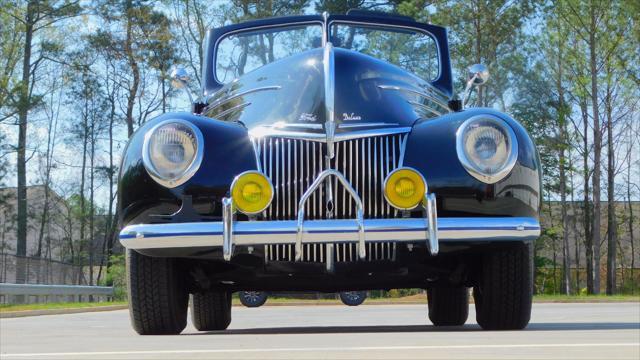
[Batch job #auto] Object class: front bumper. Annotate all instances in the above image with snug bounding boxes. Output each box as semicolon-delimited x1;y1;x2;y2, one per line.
119;169;540;261
119;217;540;250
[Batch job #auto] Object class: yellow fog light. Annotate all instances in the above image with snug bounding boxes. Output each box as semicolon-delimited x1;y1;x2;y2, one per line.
231;171;273;214
384;168;426;210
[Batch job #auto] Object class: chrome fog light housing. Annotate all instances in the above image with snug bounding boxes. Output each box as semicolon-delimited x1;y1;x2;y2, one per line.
456;115;518;184
142;119;204;188
383;167;427;210
230;171;274;215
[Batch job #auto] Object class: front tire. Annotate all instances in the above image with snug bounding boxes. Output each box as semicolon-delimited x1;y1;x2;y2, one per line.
126;250;188;335
191;291;232;331
473;243;533;330
427;287;469;326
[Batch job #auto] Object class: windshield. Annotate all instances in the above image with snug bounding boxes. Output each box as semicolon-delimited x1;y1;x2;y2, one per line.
330;23;439;81
215;24;323;83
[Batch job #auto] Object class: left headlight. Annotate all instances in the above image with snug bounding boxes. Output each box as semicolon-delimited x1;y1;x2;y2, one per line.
456;115;518;184
142;119;204;188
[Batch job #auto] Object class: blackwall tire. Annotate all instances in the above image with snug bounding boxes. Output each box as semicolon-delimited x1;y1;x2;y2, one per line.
427;287;469;326
473;243;533;330
191;291;232;331
339;291;367;306
238;291;269;308
126;250;188;335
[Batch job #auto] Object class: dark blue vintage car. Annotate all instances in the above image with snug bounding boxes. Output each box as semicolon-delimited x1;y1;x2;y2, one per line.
118;10;541;334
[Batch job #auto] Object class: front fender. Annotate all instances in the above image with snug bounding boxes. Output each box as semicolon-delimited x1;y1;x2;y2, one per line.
403;108;541;218
117;113;257;226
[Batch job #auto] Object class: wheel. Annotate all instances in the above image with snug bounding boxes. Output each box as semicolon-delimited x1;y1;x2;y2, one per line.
238;291;268;307
191;291;232;331
427;287;469;326
126;250;188;335
339;291;367;306
473;243;533;330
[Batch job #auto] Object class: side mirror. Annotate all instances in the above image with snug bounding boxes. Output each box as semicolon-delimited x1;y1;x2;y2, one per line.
170;67;190;89
462;64;489;108
170;67;193;104
467;64;489;86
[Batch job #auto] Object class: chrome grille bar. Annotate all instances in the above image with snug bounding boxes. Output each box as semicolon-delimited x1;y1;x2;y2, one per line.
255;132;408;220
265;242;396;263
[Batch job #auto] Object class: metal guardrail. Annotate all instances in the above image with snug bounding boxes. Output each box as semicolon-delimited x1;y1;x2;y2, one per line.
0;283;114;304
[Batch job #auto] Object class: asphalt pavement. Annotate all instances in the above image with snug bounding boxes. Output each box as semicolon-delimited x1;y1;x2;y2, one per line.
1;303;639;359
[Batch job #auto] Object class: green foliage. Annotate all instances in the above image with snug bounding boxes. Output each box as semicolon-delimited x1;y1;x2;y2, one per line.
101;254;127;301
0;1;23;113
432;0;537;107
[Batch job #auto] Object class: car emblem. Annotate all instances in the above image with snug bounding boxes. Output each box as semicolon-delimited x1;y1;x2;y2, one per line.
298;112;317;122
342;112;362;121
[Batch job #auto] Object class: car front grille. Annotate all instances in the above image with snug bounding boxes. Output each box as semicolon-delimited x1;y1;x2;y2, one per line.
254;132;409;221
265;242;397;263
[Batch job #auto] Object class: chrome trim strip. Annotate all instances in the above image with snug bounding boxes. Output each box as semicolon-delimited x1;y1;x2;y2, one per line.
378;84;450;112
275;123;324;129
248;126;411;142
120;217;540;250
338;122;400;129
206;86;281;113
250;128;327;141
426;193;438;256
211;102;251;119
222;197;233;261
336;128;410;141
398;133;409;168
408;100;442;117
323;42;336;159
250;138;262;173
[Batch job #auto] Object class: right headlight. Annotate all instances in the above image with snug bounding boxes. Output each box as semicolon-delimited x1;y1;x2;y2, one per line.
142;119;203;188
456;115;518;184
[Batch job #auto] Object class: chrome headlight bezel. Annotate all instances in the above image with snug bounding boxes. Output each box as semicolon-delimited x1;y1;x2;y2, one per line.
142;119;204;188
456;115;518;184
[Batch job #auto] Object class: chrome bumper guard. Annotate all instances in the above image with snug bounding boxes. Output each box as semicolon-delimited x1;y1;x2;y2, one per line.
119;169;540;260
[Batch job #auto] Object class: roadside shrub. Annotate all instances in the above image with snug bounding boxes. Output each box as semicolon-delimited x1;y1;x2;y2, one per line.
102;254;127;301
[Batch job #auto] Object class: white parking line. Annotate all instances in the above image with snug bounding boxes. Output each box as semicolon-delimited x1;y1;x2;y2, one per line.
2;343;639;358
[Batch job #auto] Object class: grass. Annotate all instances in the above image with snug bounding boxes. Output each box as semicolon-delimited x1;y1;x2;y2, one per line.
1;294;637;313
0;301;127;313
533;294;640;302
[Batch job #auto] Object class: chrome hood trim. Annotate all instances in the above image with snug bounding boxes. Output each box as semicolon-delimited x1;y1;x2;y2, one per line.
323;42;336;158
249;125;411;142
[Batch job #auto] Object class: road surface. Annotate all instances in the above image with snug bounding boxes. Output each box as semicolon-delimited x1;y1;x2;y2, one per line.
1;303;639;359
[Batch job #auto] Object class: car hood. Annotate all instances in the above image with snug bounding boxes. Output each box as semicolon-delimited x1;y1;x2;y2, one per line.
204;45;450;136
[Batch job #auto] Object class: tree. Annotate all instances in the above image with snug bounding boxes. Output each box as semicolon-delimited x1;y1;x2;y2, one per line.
1;1;81;285
0;2;23;120
545;10;572;295
170;0;227;91
433;0;536;109
96;0;169;136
